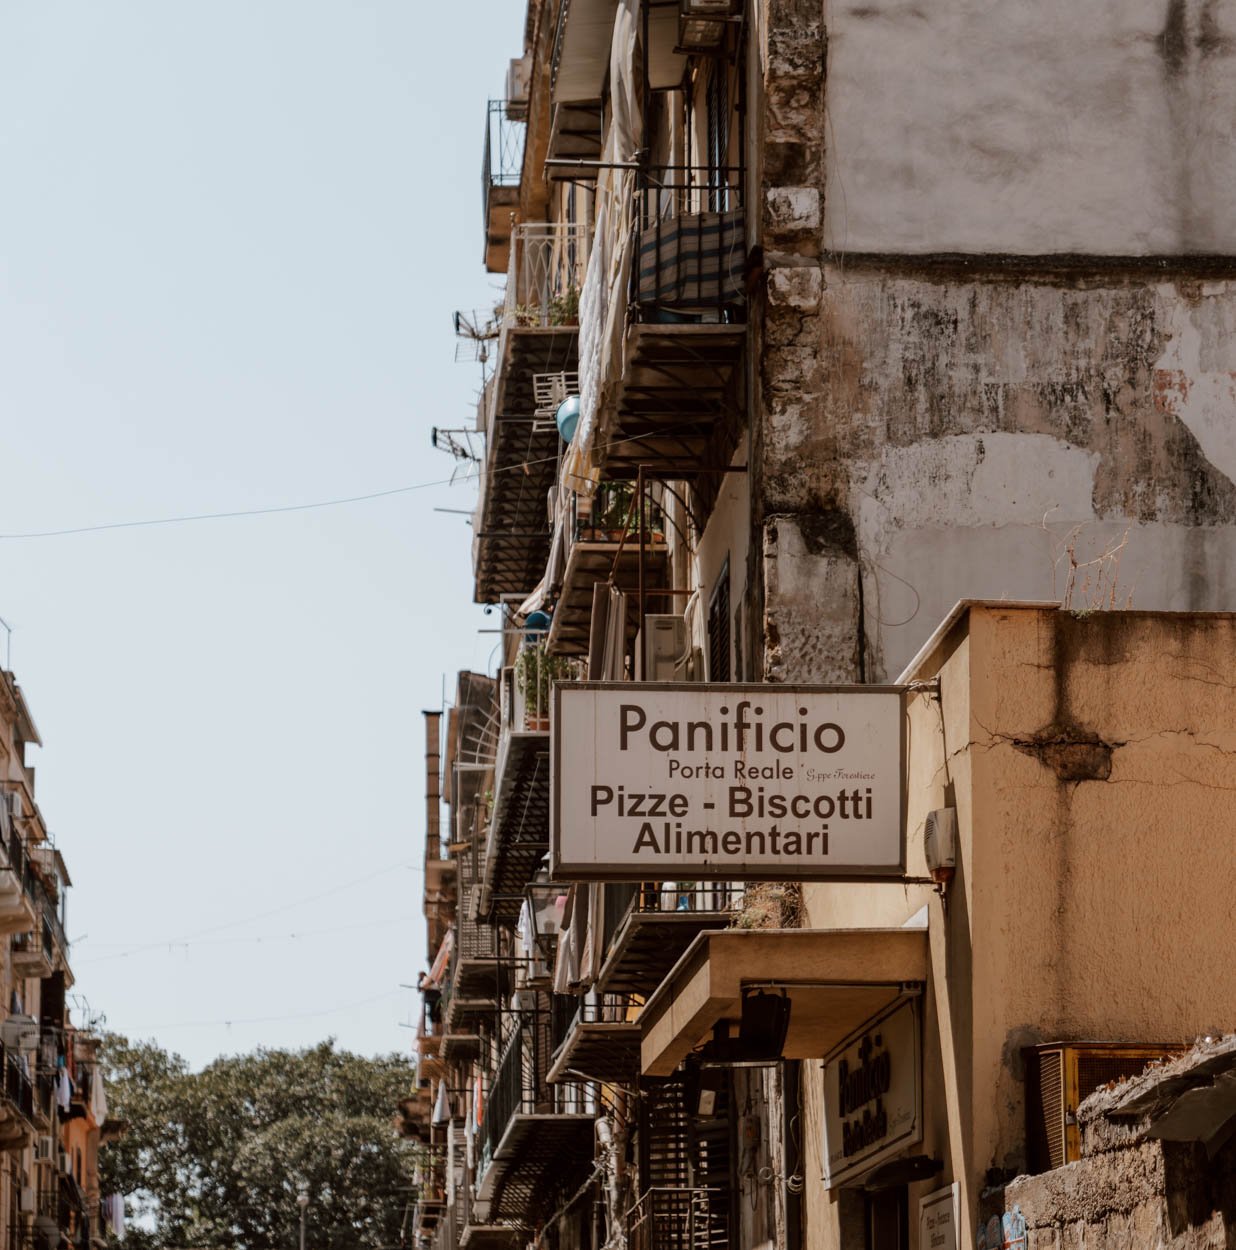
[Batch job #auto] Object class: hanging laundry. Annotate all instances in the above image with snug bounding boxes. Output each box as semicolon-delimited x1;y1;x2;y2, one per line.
55;1069;72;1113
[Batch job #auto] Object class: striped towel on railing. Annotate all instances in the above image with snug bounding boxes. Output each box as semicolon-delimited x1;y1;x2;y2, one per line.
636;210;746;312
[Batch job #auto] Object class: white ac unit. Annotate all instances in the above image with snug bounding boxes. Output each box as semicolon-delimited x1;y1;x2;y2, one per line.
35;1136;53;1163
19;1186;34;1214
1;1016;40;1051
59;1154;72;1176
923;808;957;882
8;792;23;821
640;615;699;682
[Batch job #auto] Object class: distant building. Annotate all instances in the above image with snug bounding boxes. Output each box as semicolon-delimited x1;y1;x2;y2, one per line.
0;670;118;1250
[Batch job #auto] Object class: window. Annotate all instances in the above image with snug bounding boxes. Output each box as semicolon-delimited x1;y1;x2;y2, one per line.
865;1188;908;1250
705;62;730;211
708;560;731;682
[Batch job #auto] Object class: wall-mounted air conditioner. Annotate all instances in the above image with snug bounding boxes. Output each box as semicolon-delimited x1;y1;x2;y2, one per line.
1024;1042;1185;1171
35;1136;53;1163
19;1187;34;1213
678;0;741;51
923;808;957;883
1;1015;39;1052
639;615;702;682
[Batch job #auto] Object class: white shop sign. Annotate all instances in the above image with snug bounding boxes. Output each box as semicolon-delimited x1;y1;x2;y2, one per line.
919;1184;959;1250
551;683;904;880
821;997;922;1188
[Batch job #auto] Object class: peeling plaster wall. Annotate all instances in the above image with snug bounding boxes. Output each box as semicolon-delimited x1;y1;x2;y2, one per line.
760;263;1236;681
823;0;1236;255
755;0;1236;686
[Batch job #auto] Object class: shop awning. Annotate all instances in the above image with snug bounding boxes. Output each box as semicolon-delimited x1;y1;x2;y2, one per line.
639;928;930;1076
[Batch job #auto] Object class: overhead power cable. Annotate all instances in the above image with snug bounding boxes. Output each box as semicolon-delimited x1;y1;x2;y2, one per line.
73;857;416;960
0;420;708;541
75;912;419;966
126;987;403;1031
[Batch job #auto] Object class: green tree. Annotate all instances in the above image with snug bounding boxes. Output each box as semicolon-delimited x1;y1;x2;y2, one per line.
98;1035;418;1250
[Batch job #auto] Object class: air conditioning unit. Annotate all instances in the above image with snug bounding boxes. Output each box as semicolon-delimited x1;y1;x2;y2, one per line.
35;1136;53;1163
1024;1042;1185;1171
923;808;957;883
678;0;741;50
8;792;23;821
19;1186;34;1214
1;1016;39;1051
59;1153;73;1176
639;615;702;682
506;56;531;119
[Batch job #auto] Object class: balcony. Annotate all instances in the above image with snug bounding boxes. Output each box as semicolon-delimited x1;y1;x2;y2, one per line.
544;486;669;657
628;1188;730;1250
11;919;52;979
483;100;526;273
595;882;733;998
586;171;746;495
457;1168;524;1250
547;993;640;1085
479;649;584;923
0;833;36;938
475;1011;594;1224
473;222;589;605
443;861;508;1038
13;873;65;980
0;1045;36;1150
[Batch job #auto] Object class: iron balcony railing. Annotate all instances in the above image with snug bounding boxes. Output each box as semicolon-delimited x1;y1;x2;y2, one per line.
601;881;734;955
483;99;526;231
503;222;590;329
630;167;745;326
2;1045;34;1124
481;1011;589;1169
628;1188;730;1250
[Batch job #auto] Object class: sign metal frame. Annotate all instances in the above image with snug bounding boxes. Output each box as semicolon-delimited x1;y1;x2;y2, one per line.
550;681;907;882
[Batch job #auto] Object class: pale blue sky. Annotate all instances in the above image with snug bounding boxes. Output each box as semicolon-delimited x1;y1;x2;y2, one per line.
0;1;519;1066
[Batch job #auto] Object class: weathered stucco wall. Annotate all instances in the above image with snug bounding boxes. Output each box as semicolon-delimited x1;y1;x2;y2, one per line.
801;606;1236;1249
762;266;1236;682
823;0;1236;256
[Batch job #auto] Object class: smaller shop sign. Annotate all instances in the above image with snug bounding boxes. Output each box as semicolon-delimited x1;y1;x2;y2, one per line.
919;1184;959;1250
821;996;922;1188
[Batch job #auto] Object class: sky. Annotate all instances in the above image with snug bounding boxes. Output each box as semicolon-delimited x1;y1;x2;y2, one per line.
0;1;521;1068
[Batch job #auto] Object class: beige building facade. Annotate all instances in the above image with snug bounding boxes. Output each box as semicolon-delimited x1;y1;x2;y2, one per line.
0;669;117;1250
404;3;1236;1250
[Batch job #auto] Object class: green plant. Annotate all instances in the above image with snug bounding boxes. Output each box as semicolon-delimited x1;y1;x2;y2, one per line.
548;286;579;326
514;639;575;715
593;482;634;532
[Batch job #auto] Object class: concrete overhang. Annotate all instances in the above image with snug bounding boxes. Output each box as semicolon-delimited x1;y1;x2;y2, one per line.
639;928;930;1077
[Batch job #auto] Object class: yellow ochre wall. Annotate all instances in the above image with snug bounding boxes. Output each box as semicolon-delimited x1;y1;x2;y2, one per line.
799;605;1236;1250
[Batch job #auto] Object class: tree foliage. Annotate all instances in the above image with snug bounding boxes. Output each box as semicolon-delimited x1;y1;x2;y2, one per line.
99;1035;418;1250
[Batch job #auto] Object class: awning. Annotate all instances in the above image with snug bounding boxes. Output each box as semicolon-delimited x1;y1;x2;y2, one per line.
639;928;930;1076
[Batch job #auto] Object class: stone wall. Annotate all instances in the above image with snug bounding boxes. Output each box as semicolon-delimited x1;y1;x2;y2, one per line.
755;0;1236;686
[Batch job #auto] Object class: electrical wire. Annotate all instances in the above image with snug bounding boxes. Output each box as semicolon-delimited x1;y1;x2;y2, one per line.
0;421;710;542
125;987;403;1032
74;857;415;960
74;912;419;965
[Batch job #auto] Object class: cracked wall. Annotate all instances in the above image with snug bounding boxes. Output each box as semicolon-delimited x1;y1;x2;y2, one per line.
756;1;1236;685
798;605;1236;1248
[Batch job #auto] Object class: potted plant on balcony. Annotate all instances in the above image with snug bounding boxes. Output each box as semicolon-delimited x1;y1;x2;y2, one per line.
514;640;574;730
590;482;634;541
548;286;579;327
